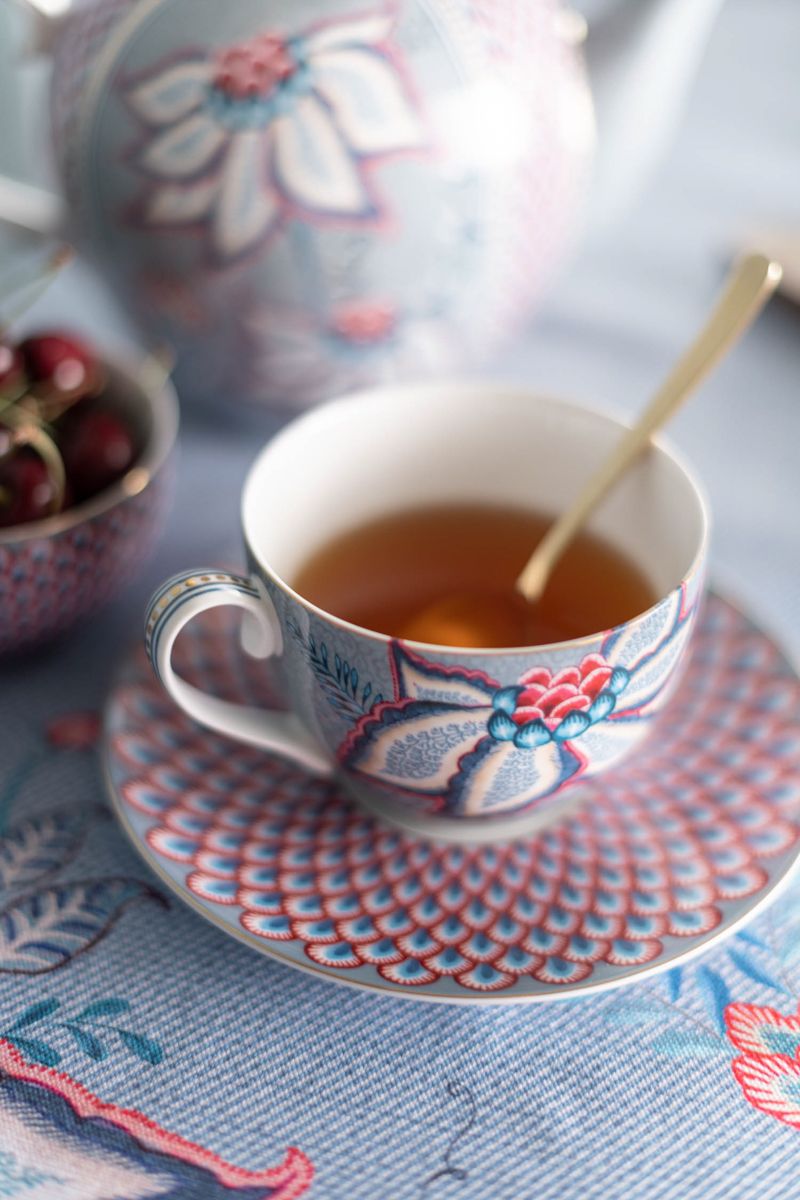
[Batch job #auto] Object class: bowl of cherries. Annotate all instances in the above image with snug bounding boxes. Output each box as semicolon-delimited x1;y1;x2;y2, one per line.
0;327;178;654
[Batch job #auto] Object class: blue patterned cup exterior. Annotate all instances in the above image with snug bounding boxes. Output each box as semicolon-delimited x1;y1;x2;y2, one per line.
51;0;591;410
144;383;709;837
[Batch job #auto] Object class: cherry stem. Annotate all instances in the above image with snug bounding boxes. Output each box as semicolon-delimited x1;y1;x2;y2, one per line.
139;343;175;394
0;244;74;336
0;382;29;414
0;409;66;515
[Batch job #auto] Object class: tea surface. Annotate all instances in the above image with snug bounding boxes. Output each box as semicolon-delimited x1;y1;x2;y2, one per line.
292;504;657;648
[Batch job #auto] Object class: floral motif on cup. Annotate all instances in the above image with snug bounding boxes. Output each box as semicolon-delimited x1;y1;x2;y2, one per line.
340;587;695;815
124;10;425;258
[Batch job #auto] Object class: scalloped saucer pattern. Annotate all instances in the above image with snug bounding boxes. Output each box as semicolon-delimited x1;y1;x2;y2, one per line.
105;593;800;1004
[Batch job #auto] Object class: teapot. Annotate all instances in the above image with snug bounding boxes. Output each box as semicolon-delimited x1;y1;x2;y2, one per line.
0;0;724;411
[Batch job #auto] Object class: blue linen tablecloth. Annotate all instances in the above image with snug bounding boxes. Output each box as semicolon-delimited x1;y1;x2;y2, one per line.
1;1;800;1197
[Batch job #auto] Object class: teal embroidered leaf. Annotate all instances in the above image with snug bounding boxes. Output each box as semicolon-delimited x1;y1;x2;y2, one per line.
77;998;131;1020
605;1001;664;1028
650;1031;725;1059
8;998;61;1029
728;948;789;994
6;1034;61;1067
665;967;682;1001
735;929;769;951
116;1029;163;1064
0;878;165;974
65;1025;106;1060
695;966;731;1035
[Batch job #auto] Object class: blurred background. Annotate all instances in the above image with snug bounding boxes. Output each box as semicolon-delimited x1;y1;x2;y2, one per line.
0;0;797;672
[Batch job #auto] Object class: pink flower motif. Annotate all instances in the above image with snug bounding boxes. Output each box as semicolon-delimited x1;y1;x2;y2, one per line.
46;712;101;751
726;1001;800;1058
213;33;294;100
329;301;395;345
125;13;425;259
511;655;614;731
726;1000;800;1129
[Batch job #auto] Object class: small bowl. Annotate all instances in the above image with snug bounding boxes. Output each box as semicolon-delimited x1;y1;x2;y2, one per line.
0;353;179;655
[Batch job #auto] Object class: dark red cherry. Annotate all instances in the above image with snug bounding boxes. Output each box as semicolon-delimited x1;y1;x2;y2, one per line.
58;403;136;501
20;331;98;402
0;342;26;398
0;448;58;527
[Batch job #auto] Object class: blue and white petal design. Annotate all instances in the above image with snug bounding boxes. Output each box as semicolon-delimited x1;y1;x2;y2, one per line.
141;111;226;178
567;717;644;776
214;130;280;256
127;60;211;124
312;48;424;153
302;12;395;53
605;590;694;714
274;94;371;214
345;702;494;792
392;645;498;705
449;737;578;815
146;177;218;224
126;12;424;259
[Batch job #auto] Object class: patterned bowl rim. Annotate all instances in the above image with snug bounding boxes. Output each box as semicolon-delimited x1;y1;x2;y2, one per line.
0;350;179;545
103;586;800;1005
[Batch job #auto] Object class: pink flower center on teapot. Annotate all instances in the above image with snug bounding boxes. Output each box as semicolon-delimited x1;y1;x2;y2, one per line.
212;33;295;101
329;303;396;346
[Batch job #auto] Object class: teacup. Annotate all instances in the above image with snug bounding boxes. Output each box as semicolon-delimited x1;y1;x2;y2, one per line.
144;382;708;841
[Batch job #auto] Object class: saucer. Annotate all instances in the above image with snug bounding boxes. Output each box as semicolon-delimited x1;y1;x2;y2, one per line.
104;593;800;1004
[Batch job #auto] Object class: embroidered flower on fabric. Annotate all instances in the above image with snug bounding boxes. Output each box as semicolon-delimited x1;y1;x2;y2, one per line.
125;12;424;258
727;1001;800;1128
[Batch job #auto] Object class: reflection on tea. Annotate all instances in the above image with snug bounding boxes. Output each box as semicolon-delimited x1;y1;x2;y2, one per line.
292;504;657;648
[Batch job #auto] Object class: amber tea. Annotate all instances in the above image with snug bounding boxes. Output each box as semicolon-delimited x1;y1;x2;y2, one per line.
292;503;657;648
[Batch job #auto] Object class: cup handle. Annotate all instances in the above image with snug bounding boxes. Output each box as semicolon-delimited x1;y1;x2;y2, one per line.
145;569;332;776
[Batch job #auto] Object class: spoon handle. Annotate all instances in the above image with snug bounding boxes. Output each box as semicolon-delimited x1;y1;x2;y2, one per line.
516;253;782;604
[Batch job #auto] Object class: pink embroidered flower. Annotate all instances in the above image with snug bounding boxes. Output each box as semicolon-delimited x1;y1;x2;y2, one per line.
726;1001;800;1129
46;712;101;750
329;302;396;345
726;1001;800;1059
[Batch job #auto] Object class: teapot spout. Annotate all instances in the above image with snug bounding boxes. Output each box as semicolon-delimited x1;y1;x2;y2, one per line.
585;0;726;231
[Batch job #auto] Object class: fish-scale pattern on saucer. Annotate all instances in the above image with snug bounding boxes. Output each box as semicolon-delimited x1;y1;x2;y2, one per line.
112;596;800;998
